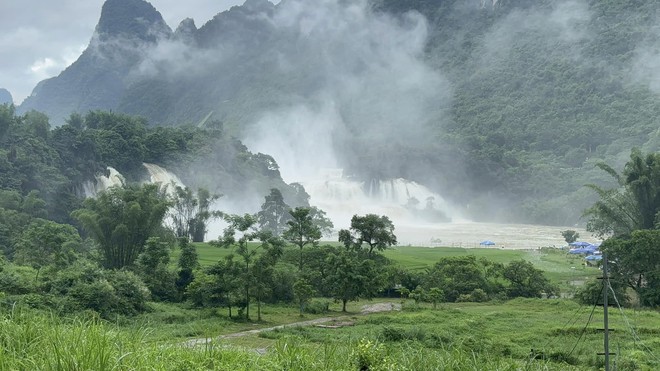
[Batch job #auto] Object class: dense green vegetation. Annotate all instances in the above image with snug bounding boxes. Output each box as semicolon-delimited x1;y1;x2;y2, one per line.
16;0;660;225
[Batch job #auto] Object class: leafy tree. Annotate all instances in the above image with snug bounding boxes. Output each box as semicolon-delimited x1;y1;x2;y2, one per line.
602;229;660;306
213;213;283;320
176;237;199;295
423;256;489;302
585;149;660;237
72;184;170;269
135;237;177;301
308;206;334;236
338;214;397;254
251;233;285;321
257;188;291;236
193;256;243;315
324;249;382;312
561;230;580;244
502;260;555;298
169;186;222;242
410;286;426;305
283;207;322;271
427;287;444;309
13;219;82;277
293;277;316;316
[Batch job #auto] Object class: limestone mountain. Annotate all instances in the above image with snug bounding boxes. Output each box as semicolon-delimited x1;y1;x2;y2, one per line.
16;0;660;225
0;89;11;105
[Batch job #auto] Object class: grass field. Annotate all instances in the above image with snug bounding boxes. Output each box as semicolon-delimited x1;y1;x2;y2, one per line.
186;242;601;292
5;298;657;370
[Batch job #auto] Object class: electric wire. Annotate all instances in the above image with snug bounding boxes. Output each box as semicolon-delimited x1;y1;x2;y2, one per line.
607;279;660;363
567;280;603;358
539;301;589;351
523;293;595;369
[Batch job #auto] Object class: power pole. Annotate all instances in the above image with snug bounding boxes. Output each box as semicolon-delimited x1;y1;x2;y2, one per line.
603;253;610;371
596;253;615;370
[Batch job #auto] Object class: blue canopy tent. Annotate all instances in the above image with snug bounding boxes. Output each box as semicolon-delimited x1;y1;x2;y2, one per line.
569;247;591;254
569;244;599;254
570;241;592;247
479;240;496;246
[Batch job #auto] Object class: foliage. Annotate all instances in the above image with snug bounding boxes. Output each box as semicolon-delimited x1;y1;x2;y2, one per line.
502;260;557;298
169;186;222;242
212;213;284;320
601;229;660;306
13;218;82;271
72;184;170;269
135;237;178;301
176;237;199;295
283;207;322;271
293;278;315;316
561;230;580;244
257;188;291;236
584;149;660;237
338;214;397;254
324;249;384;312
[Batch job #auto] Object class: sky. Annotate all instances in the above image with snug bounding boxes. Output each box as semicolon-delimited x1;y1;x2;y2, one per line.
0;0;255;105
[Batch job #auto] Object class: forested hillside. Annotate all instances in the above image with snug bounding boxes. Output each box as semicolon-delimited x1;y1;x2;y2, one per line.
16;0;660;225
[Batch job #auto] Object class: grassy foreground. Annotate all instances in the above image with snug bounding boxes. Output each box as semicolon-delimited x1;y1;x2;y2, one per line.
2;299;658;370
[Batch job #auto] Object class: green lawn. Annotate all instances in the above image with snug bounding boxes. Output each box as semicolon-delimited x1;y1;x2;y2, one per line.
187;243;601;292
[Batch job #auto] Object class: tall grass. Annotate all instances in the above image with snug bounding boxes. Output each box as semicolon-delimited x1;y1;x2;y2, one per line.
0;305;580;370
0;307;269;370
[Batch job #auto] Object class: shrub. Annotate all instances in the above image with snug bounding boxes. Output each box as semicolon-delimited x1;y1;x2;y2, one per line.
305;299;330;314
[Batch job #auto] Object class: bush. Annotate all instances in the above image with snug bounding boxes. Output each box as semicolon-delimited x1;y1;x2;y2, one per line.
0;264;37;294
305;299;330;314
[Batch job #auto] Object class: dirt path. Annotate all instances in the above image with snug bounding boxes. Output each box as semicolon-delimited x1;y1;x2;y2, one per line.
182;302;401;348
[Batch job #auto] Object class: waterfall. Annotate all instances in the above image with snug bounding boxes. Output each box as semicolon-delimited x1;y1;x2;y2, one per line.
142;163;185;194
82;167;126;197
300;168;453;229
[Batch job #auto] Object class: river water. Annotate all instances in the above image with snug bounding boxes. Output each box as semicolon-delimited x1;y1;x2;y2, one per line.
333;221;598;250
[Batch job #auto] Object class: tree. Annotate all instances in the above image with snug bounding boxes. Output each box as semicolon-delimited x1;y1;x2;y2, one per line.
293;278;316;316
251;233;285;321
176;237;199;295
561;230;580;244
338;214;397;254
324;249;382;312
13;218;82;277
257;188;291;236
213;213;283;320
283;207;322;271
584;149;660;237
72;184;170;269
423;256;489;302
428;287;444;309
502;260;555;298
203;255;242;316
602;230;660;306
169;186;222;242
135;237;178;301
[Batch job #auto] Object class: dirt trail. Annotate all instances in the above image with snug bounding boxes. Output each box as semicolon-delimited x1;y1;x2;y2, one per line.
182;302;401;348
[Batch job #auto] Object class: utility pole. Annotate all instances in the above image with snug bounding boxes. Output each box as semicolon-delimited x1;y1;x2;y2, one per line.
597;253;614;370
603;253;610;371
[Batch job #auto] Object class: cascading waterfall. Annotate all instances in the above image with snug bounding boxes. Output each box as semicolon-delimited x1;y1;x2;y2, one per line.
142;163;185;195
83;164;185;198
299;168;453;230
82;167;126;197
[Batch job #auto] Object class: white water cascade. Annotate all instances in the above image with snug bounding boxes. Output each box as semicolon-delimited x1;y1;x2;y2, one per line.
300;169;455;231
142;163;185;195
82;167;126;197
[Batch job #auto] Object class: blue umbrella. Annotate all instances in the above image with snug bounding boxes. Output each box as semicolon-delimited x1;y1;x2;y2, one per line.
570;241;592;247
585;255;603;261
569;248;589;254
479;240;495;246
